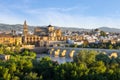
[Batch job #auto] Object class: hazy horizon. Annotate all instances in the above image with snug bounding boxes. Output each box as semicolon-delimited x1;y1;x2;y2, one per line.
1;22;120;30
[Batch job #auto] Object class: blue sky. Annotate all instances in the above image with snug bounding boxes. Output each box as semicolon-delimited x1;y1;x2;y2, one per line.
0;0;120;29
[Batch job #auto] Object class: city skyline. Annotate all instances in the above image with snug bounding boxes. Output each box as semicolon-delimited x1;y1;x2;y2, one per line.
0;0;120;29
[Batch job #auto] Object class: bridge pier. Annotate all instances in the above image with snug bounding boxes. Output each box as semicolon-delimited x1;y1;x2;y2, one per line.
47;47;120;58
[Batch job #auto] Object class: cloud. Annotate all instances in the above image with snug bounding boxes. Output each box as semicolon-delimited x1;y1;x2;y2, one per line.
0;2;120;29
23;8;120;29
43;6;83;12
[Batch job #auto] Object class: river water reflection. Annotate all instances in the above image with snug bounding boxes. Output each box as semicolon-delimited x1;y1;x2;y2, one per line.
37;54;73;64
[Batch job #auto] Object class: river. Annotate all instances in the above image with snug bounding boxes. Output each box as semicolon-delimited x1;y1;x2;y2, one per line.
37;54;73;64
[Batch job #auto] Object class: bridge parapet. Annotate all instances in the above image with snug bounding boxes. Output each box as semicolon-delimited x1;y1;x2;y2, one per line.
47;47;120;58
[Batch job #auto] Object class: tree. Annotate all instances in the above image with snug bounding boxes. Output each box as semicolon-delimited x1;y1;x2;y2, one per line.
89;61;106;74
34;57;58;80
7;62;16;74
24;72;38;80
96;53;110;65
109;45;113;49
74;50;98;65
0;67;11;80
11;76;20;80
100;31;107;37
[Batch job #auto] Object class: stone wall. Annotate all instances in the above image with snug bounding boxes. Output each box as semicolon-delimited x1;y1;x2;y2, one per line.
48;47;120;58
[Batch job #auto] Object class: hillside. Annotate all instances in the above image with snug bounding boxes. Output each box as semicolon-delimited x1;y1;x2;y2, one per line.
0;23;34;32
99;27;120;33
0;23;120;33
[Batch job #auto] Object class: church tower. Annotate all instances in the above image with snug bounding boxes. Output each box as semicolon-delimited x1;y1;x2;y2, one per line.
23;20;28;36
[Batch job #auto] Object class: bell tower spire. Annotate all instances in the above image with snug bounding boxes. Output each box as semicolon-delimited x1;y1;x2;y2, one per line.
23;20;28;36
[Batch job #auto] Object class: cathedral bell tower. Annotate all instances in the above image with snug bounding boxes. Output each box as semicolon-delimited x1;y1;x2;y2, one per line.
23;20;28;36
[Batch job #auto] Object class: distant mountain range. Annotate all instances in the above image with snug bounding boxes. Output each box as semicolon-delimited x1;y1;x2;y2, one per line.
99;27;120;33
0;23;120;33
0;23;34;32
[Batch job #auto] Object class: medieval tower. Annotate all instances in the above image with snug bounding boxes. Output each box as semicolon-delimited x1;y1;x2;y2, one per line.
23;20;28;36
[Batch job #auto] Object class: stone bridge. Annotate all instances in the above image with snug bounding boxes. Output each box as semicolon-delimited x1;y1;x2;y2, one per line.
47;47;120;58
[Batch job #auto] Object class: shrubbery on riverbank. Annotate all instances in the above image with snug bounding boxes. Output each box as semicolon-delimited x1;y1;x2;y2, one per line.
0;45;120;80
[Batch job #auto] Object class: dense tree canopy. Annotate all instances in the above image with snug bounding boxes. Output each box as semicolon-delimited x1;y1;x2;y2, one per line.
0;45;120;80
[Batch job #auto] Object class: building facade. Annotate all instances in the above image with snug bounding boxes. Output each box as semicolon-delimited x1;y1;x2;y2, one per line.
0;35;22;45
22;21;84;47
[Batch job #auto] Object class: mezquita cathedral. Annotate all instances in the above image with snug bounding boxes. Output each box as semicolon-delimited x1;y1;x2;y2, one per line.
22;20;62;46
0;20;83;47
